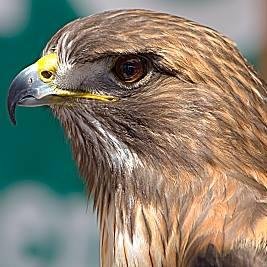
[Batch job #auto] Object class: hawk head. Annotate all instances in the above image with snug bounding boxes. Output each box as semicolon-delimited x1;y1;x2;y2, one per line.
7;9;267;266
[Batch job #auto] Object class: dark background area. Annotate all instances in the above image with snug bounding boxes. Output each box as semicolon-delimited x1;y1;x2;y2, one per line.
1;1;81;193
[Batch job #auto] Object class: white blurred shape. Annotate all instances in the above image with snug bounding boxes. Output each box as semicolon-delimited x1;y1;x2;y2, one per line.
0;0;29;36
68;0;262;54
0;183;99;267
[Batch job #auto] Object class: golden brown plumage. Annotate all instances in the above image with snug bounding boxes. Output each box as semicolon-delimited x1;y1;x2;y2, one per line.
7;10;267;266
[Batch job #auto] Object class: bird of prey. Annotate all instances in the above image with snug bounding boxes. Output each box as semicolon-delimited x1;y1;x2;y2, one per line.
7;9;267;267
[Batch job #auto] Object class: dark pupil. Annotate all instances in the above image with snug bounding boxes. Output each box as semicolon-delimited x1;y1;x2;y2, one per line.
122;62;136;78
120;59;141;80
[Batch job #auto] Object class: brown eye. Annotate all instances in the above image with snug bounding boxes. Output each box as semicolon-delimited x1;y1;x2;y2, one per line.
113;55;147;83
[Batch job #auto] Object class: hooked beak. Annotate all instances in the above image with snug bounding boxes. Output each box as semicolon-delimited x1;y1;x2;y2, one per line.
7;63;62;125
7;54;117;125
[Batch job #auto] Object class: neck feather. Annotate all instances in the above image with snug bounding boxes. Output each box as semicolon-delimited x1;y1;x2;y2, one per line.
53;106;267;266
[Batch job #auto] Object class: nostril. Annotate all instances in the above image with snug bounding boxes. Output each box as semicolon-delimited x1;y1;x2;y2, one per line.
41;70;53;80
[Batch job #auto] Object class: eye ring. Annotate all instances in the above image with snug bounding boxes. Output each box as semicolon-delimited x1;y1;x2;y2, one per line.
112;55;148;84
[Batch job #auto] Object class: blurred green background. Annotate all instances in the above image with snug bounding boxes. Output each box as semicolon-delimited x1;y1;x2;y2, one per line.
0;0;266;266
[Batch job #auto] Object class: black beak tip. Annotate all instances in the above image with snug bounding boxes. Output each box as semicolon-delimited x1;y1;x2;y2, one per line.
7;70;31;126
7;92;17;125
8;109;17;125
10;118;17;125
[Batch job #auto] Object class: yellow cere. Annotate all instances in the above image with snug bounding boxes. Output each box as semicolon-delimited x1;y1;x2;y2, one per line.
36;53;58;83
36;53;117;102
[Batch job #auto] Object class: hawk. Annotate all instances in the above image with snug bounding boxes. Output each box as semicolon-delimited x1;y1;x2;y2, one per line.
7;9;267;266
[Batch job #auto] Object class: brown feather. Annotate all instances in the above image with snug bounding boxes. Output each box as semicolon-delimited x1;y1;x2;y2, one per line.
46;10;267;266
